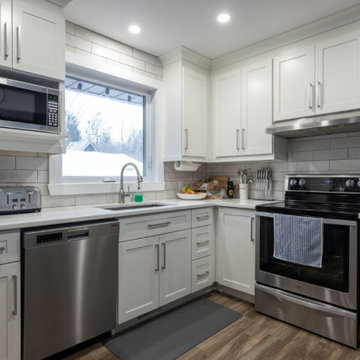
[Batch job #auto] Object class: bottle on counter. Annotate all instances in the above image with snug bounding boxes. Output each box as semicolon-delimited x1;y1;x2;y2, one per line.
227;181;234;199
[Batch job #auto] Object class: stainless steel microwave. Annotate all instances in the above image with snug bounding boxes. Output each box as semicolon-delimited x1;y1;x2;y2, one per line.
0;77;60;133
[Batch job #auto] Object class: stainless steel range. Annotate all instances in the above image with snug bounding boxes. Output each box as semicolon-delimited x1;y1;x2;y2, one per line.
255;175;360;348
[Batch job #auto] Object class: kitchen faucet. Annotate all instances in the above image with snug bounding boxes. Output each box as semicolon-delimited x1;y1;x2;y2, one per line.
119;163;143;203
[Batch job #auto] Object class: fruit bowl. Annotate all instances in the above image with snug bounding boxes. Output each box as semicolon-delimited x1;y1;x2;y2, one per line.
176;192;207;200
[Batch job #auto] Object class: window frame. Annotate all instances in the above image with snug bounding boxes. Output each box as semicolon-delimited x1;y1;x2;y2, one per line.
48;64;164;196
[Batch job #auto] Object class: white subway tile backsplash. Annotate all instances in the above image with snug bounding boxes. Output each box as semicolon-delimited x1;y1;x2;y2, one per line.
75;25;107;46
105;38;133;56
297;139;330;151
330;159;360;171
288;151;313;162
0;156;15;169
16;157;48;170
348;148;360;159
313;148;348;161
92;43;120;62
0;170;37;183
331;136;360;149
66;33;91;52
75;194;107;206
120;54;145;71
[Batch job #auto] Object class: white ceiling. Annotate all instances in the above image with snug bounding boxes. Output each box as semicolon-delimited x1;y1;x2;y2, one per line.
64;0;360;59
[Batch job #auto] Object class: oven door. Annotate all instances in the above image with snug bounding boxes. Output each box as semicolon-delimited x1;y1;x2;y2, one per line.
0;78;58;133
256;212;358;310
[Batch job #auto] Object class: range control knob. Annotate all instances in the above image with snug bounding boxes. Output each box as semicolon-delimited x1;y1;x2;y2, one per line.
20;204;26;209
346;179;355;188
12;204;18;210
299;179;306;187
289;179;297;187
357;179;360;188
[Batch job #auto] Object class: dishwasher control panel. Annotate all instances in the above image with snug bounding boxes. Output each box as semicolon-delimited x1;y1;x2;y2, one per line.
0;187;41;214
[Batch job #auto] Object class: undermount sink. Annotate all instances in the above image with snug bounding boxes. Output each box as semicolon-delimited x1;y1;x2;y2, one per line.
100;203;169;211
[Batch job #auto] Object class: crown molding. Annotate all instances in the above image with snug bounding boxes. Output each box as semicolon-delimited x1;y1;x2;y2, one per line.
212;4;360;70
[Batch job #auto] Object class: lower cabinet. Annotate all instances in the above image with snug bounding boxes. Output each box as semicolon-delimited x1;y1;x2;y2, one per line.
118;230;191;324
217;208;256;295
0;262;20;360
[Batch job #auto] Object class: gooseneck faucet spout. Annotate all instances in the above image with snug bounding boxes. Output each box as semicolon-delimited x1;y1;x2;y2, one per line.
119;163;143;203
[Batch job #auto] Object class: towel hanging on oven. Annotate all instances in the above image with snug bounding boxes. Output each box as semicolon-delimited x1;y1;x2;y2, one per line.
273;214;323;268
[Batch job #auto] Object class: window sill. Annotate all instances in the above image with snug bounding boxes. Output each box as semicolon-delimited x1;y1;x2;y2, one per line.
48;181;166;196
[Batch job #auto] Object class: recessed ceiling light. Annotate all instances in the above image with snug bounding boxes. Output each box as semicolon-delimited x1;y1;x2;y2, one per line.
217;13;231;24
128;24;141;34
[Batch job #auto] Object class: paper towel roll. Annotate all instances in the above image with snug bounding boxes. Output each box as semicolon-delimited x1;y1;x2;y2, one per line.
174;161;201;172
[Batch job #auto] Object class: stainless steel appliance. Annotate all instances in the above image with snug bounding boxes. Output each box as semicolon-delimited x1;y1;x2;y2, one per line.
0;187;41;214
22;220;119;360
0;77;60;133
255;175;360;347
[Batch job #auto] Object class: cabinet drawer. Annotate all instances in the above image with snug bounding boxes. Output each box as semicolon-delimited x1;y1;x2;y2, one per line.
119;211;191;241
0;231;20;265
191;225;214;260
191;208;213;228
191;256;214;293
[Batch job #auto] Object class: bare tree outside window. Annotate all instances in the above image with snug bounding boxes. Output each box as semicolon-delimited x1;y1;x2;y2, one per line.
63;77;145;178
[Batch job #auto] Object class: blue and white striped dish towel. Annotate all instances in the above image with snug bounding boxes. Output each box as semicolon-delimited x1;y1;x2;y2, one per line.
273;214;323;268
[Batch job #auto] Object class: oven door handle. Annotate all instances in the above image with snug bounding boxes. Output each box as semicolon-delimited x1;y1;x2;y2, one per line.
256;284;357;319
255;212;357;227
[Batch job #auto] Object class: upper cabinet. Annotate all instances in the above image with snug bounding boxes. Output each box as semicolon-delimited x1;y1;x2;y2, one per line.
274;22;360;122
0;0;65;81
182;66;207;158
0;0;12;68
161;48;209;162
212;56;286;161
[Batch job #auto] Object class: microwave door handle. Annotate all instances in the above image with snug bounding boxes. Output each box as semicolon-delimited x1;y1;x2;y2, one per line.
4;22;9;58
16;26;21;62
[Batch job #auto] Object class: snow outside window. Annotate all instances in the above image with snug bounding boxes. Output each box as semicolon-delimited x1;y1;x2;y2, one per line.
63;76;146;180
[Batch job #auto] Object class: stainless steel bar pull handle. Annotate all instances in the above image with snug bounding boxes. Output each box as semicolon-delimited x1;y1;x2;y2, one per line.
161;243;166;269
148;221;171;229
316;81;322;108
197;271;210;279
4;22;9;58
12;275;17;316
196;215;209;221
250;217;255;242
155;244;160;271
242;129;246;150
16;25;21;61
184;129;189;151
196;240;209;247
308;83;314;109
236;129;240;150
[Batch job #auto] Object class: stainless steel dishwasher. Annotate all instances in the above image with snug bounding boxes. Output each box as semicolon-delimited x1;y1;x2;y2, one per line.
22;220;119;360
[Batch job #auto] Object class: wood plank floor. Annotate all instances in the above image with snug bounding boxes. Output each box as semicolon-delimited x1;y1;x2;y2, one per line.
63;292;360;360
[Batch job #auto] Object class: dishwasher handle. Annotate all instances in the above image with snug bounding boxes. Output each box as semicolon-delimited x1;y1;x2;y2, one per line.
67;229;89;240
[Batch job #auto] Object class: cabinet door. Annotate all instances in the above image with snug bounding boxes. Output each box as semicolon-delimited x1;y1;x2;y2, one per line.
0;0;11;68
217;209;255;295
160;230;191;306
0;262;20;360
273;44;315;121
182;67;207;158
118;237;160;323
213;68;242;157
12;0;65;80
242;59;273;155
315;27;360;114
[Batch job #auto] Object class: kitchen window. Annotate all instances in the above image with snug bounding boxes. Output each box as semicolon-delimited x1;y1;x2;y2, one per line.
63;76;147;179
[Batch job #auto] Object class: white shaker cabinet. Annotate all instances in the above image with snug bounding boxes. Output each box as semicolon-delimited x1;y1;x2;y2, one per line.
241;59;273;155
182;67;207;158
315;26;360;115
0;262;20;360
274;22;360;121
213;68;242;157
0;0;12;68
159;230;191;306
273;43;315;121
162;57;209;161
217;208;256;296
118;237;160;323
12;0;65;80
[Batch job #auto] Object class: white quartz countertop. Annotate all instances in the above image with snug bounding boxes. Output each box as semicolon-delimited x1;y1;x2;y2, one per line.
0;198;278;231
